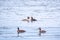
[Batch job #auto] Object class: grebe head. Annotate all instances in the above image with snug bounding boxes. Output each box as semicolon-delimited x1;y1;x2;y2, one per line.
27;17;30;19
17;27;19;30
39;27;41;30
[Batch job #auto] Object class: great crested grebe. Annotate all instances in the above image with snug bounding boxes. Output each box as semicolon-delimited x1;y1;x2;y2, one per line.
22;17;30;22
17;27;26;36
31;17;37;22
38;27;46;36
22;17;37;22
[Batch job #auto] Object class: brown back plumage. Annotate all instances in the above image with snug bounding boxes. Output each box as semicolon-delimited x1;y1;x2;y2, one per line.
17;27;26;33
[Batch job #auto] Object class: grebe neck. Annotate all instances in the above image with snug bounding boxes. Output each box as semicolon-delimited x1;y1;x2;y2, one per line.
17;27;19;30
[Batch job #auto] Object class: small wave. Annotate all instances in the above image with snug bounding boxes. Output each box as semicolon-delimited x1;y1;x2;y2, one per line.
0;27;10;29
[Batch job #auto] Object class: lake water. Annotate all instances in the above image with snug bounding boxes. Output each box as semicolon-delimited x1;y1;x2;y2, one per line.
0;0;60;40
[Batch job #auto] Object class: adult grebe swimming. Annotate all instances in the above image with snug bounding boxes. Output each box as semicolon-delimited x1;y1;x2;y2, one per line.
31;17;37;22
22;17;37;22
22;17;30;22
17;27;26;36
38;27;46;36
